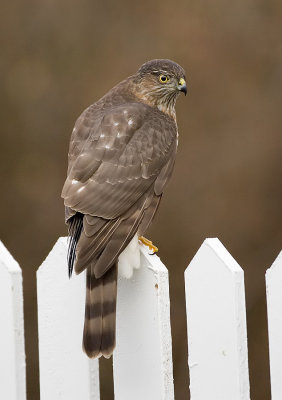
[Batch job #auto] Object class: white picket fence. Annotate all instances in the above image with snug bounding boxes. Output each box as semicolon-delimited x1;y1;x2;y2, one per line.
0;237;281;400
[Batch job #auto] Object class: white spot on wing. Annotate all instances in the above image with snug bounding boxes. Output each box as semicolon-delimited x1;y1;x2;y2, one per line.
78;186;85;193
71;179;78;185
128;118;133;126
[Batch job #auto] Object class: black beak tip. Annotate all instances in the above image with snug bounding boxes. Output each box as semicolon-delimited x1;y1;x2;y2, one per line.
180;85;187;96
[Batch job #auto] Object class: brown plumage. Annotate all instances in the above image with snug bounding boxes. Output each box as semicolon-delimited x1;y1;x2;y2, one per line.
61;59;186;358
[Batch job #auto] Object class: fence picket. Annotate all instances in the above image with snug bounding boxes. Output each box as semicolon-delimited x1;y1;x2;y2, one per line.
37;237;99;400
185;238;250;400
113;244;174;400
0;240;26;400
1;233;279;398
265;250;282;400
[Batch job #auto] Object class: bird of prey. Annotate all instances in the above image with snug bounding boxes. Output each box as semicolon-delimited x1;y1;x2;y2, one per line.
61;59;186;358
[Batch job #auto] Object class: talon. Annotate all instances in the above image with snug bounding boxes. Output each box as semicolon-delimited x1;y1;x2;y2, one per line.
138;236;158;253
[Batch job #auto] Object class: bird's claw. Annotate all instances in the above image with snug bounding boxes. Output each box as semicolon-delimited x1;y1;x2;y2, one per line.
138;236;158;253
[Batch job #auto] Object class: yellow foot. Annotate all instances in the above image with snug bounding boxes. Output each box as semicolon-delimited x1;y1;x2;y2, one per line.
138;236;158;253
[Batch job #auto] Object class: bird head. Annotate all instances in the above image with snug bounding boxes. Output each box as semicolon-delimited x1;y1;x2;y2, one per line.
134;59;186;117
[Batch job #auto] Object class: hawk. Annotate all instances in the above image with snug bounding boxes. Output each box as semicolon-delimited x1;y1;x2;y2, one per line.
62;59;186;358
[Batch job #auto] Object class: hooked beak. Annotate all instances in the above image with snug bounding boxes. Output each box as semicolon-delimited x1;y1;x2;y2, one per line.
178;78;187;96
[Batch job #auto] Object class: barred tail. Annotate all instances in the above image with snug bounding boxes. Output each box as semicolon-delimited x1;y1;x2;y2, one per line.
83;263;117;358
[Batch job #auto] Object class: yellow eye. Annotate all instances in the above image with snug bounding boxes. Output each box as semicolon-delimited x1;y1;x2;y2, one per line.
159;74;169;83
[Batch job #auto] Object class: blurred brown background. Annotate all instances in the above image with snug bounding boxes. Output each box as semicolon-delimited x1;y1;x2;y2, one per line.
0;0;281;399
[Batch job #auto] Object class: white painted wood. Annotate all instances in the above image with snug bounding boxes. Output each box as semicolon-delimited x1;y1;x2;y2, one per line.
113;244;174;400
185;238;250;400
37;237;99;400
266;250;282;400
0;240;26;400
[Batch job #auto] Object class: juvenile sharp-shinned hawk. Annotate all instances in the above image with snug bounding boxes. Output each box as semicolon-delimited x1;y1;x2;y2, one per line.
62;59;186;358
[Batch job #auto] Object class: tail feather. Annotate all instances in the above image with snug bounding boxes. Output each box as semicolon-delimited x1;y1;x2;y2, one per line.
83;263;117;358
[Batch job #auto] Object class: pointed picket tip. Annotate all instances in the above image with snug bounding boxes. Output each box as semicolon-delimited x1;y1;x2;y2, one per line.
0;240;26;400
185;237;243;276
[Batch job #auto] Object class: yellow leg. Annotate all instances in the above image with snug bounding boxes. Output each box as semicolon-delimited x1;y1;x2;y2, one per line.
138;236;158;253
